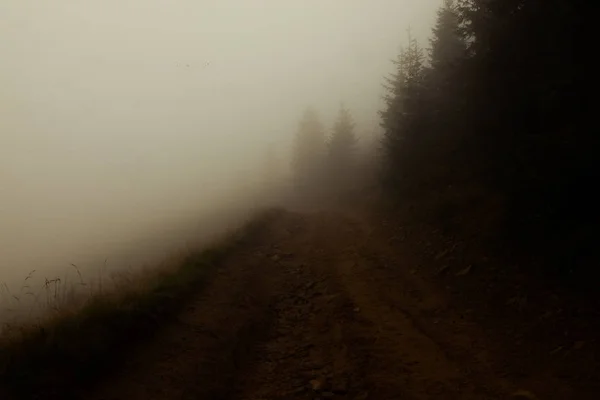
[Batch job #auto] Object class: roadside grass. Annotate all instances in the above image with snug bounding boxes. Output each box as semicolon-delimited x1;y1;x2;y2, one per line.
0;208;278;399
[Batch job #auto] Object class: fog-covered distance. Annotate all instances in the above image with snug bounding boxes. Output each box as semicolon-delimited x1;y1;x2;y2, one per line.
1;0;439;319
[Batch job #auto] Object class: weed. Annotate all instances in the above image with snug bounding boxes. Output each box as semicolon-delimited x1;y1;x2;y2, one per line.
0;209;274;398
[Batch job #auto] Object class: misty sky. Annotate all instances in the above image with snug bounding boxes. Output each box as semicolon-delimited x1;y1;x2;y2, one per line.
1;0;439;287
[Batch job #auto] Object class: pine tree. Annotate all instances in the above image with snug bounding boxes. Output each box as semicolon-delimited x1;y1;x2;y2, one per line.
428;0;466;115
291;107;327;194
327;104;358;191
430;0;466;72
453;0;595;279
379;30;426;189
420;0;469;184
329;105;357;171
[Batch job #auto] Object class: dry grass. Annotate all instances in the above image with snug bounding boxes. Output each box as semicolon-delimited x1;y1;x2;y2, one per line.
0;251;191;335
0;208;277;399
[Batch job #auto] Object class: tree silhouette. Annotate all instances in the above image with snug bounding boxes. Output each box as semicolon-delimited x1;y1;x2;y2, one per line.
327;104;358;191
379;29;426;192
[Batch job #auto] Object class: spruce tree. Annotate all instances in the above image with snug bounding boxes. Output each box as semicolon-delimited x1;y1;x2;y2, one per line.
327;105;358;192
379;31;426;190
428;0;466;116
430;0;466;71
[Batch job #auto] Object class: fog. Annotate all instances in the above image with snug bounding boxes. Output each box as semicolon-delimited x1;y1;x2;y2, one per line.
1;0;438;320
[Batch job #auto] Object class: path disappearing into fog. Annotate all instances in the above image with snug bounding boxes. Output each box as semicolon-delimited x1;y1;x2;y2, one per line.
89;209;525;400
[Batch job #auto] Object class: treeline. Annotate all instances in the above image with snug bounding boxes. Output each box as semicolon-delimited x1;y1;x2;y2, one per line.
275;0;591;282
290;105;359;202
380;0;593;282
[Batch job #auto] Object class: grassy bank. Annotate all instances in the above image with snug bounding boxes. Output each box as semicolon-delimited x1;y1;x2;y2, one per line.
0;209;277;399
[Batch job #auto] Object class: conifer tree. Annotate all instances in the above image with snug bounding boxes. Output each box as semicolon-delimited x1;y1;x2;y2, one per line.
328;104;357;188
428;0;466;121
379;30;426;189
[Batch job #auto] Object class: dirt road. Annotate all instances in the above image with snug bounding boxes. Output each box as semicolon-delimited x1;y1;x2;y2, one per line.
87;209;558;400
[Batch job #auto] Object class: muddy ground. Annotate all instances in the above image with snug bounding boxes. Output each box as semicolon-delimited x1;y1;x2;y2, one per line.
80;208;597;400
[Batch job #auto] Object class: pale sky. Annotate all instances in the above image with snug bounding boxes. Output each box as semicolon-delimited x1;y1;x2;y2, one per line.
0;0;440;297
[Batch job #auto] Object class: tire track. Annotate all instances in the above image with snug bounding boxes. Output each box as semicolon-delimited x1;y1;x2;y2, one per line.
88;209;533;400
230;212;371;399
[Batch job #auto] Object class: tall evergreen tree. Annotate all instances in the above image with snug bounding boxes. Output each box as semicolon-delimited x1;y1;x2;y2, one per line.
328;105;357;171
430;0;466;72
453;0;594;278
379;31;426;190
420;0;469;185
327;105;358;192
427;0;466;116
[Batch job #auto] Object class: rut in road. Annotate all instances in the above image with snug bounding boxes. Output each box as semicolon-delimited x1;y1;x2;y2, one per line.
89;209;536;400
